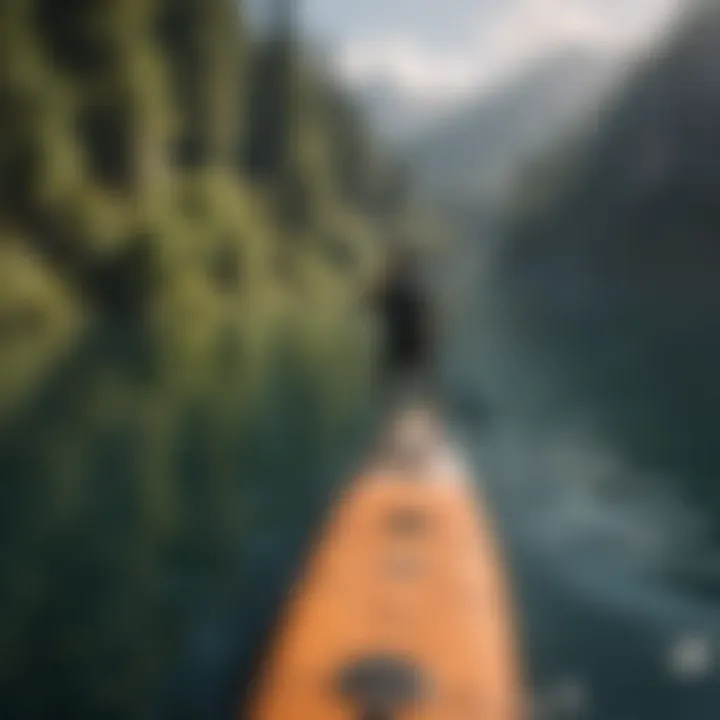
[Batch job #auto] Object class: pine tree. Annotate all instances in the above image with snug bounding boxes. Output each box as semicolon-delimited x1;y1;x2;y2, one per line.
243;0;298;181
159;0;247;167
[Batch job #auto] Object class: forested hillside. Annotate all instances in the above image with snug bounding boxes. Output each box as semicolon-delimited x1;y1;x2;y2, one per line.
0;0;423;418
489;1;720;544
0;1;424;717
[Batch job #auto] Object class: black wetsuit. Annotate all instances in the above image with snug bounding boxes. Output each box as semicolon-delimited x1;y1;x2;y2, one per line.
375;260;433;392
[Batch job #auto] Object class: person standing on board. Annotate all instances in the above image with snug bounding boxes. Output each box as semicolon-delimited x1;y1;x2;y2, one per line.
368;244;494;461
371;245;438;415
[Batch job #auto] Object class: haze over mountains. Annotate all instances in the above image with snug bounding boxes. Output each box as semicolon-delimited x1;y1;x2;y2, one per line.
347;44;642;238
407;49;622;214
329;0;683;221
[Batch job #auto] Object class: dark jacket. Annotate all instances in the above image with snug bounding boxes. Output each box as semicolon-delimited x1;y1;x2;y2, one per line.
373;256;433;377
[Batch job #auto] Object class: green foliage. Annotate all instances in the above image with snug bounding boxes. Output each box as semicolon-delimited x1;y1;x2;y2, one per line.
0;0;418;418
0;0;425;716
0;235;85;421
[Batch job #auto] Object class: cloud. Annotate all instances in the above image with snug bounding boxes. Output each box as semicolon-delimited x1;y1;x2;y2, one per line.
337;40;480;103
326;0;682;104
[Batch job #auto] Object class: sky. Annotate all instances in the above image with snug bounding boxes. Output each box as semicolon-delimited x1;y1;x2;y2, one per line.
300;0;684;107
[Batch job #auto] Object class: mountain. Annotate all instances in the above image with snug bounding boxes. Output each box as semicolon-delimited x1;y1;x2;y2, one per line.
408;49;621;216
350;77;451;146
488;2;720;540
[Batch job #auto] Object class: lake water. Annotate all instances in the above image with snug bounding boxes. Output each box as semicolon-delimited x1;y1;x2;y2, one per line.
1;297;720;719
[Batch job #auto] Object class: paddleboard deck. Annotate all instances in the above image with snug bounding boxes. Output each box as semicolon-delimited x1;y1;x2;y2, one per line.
245;409;524;720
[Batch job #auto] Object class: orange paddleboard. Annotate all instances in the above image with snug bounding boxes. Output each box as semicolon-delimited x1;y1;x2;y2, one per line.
246;412;525;720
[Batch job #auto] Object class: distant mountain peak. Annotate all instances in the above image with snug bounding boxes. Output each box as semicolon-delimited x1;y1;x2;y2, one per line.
406;47;623;213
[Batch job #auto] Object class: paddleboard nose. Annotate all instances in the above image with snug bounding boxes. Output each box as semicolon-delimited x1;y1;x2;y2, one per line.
374;407;467;484
246;407;524;720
